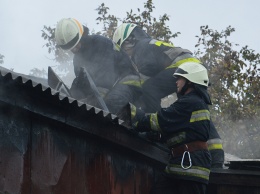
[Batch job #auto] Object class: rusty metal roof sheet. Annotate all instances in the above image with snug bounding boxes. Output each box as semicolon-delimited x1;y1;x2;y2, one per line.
0;66;120;122
0;66;169;165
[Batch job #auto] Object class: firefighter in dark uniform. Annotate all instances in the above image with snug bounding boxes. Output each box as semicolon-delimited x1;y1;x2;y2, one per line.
113;23;200;113
54;18;142;114
130;62;212;194
113;23;224;169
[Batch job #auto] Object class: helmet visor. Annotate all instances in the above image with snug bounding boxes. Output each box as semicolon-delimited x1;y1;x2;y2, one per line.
59;33;80;50
174;67;188;75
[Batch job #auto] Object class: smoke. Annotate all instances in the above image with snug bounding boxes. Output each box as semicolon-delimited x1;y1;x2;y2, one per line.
218;119;260;159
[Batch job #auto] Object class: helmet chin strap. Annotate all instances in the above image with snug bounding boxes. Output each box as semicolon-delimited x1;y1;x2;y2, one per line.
179;80;193;96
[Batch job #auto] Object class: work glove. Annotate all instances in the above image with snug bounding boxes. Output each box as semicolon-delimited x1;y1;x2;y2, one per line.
129;103;145;130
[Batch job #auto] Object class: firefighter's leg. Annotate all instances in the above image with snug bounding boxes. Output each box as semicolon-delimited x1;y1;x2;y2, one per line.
104;83;141;115
142;68;177;113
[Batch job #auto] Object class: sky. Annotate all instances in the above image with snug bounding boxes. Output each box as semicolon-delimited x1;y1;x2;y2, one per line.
1;0;260;75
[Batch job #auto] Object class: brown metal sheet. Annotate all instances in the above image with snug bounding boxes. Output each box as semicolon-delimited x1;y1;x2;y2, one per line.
0;66;167;194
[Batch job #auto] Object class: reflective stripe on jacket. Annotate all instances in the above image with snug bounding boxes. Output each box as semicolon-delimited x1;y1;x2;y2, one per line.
132;38;200;77
208;121;224;168
135;91;211;184
207;138;223;150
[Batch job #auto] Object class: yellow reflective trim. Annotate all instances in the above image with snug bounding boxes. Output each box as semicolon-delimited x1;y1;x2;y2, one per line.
121;80;144;87
113;42;121;51
207;138;222;145
150;113;161;132
208;143;223;151
166;58;201;69
165;164;210;181
154;40;174;47
131;104;137;119
190;110;210;123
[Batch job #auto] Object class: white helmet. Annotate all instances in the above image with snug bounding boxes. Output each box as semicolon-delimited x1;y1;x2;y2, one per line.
173;62;209;87
113;23;137;46
55;18;84;50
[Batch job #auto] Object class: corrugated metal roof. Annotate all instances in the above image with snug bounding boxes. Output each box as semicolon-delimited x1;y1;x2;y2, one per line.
0;66;121;124
0;65;169;165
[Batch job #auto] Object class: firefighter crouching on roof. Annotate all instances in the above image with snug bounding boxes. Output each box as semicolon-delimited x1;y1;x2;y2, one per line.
113;23;200;113
113;23;224;169
131;62;212;194
54;18;142;114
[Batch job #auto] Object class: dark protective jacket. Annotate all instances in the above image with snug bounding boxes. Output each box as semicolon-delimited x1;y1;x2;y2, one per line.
131;37;224;168
134;90;211;184
70;34;142;114
208;121;224;168
131;38;201;113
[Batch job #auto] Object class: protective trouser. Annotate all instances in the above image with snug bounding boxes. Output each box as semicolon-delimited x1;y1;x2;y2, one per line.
141;68;177;113
104;83;141;114
104;75;142;114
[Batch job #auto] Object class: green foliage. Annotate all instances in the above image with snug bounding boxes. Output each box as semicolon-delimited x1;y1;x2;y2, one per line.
194;25;260;158
95;3;119;38
95;0;180;41
124;0;180;42
194;25;260;119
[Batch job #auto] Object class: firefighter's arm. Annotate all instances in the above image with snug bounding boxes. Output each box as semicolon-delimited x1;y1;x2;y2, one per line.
129;103;149;132
130;104;161;132
130;103;164;142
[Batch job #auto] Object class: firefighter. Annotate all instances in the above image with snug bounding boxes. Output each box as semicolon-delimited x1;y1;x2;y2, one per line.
113;23;200;113
113;23;224;169
54;18;142;114
130;62;212;194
